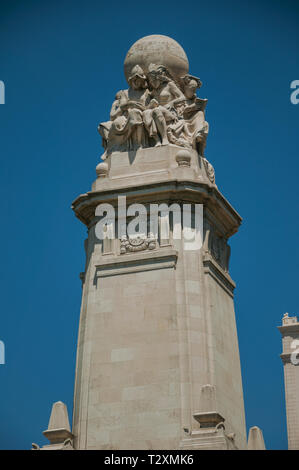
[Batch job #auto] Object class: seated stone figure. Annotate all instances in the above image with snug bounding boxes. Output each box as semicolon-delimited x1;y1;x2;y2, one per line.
167;74;209;155
98;65;209;157
143;63;185;146
98;65;151;157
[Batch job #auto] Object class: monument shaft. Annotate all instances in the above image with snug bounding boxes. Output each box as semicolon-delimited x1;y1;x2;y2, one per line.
71;35;247;450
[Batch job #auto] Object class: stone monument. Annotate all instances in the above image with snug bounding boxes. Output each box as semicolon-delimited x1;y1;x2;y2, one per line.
38;34;256;450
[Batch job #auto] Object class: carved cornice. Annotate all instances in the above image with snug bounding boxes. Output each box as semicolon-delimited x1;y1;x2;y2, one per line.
72;179;241;239
278;324;299;336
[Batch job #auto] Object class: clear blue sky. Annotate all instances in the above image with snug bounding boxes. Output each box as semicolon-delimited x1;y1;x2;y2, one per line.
0;0;298;450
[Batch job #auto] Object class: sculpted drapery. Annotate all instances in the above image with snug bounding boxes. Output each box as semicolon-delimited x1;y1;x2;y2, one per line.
98;64;209;158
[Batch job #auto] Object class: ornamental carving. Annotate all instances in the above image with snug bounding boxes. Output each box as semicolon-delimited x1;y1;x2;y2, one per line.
210;232;231;272
98;39;209;159
202;156;215;184
120;234;156;254
203;224;231;273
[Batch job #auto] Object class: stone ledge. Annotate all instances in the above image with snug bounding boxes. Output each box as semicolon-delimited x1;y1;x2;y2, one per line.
42;428;74;445
179;427;237;450
278;323;299;336
193;411;225;428
95;248;178;277
72;179;241;238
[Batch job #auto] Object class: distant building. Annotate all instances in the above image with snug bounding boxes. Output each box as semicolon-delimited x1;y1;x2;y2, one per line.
278;313;299;449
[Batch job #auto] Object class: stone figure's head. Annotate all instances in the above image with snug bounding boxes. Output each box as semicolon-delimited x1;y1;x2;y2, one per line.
182;74;202;99
115;91;123;101
147;64;173;89
128;65;148;90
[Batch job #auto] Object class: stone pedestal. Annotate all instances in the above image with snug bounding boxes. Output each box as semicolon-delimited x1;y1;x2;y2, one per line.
33;401;74;450
71;144;247;449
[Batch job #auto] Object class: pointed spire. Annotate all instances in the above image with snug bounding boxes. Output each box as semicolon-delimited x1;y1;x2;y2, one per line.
47;401;71;431
248;426;266;450
43;401;73;445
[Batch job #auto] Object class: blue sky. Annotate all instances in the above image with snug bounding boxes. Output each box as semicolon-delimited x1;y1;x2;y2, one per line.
0;0;298;449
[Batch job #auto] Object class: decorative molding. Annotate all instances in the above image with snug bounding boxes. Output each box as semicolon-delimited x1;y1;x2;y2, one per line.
95;248;178;278
278;324;299;336
71;179;242;239
179;427;237;450
120;234;156;254
43;428;74;445
202;157;215;184
193;411;225;429
280;352;299;365
203;252;235;297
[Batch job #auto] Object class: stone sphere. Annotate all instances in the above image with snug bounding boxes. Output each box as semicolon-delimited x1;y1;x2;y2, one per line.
124;35;189;84
96;161;109;177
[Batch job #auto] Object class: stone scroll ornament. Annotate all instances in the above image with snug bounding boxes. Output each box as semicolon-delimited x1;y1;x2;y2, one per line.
98;38;210;159
120;234;156;254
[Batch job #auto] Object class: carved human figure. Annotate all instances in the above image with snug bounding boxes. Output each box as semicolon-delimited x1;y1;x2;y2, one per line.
182;74;209;155
167;74;209;154
98;65;151;156
143;64;185;146
98;66;210;157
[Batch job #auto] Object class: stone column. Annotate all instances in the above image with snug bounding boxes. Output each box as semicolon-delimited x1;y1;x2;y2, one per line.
69;34;247;450
71;144;247;449
278;313;299;449
34;33;250;451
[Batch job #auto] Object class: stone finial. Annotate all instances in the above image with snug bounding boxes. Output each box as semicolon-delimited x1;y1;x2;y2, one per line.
43;401;73;445
96;161;109;178
176;149;191;167
247;426;266;450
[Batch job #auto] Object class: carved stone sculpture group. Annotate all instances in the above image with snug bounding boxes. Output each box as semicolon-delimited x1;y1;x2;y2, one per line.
98;64;209;158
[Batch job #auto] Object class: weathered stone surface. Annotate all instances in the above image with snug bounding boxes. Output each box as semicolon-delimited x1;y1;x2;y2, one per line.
71;136;246;449
247;426;266;450
124;35;189;86
41;401;74;450
38;35;248;451
99;35;208;158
